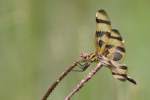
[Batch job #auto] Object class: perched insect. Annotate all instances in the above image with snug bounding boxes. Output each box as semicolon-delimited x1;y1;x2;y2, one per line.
75;9;136;84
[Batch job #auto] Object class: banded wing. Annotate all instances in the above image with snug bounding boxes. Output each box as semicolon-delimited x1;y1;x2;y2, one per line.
96;9;136;84
73;9;112;71
76;9;112;71
105;29;125;62
74;9;136;85
106;29;136;84
95;9;111;55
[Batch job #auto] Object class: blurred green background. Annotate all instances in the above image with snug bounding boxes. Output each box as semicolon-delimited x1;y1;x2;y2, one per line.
0;0;149;100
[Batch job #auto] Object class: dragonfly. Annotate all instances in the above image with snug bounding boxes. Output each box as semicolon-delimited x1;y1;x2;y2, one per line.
75;9;136;84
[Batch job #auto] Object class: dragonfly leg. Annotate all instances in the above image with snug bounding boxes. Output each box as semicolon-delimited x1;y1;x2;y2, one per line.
72;61;91;72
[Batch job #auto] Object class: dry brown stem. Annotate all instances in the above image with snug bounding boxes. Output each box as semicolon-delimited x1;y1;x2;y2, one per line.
65;62;103;100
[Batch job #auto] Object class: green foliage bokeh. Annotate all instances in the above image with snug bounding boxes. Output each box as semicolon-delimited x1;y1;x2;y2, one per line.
0;0;149;100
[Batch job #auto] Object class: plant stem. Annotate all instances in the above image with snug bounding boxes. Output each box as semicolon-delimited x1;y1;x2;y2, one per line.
42;61;79;100
65;62;103;100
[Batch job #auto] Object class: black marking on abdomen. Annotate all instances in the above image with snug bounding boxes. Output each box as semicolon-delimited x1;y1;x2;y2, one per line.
98;9;107;15
96;18;111;25
106;44;114;49
120;65;128;70
98;40;104;47
112;29;120;35
116;46;125;53
96;31;110;37
96;31;105;37
109;35;122;41
103;45;113;56
112;72;127;77
103;49;110;56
